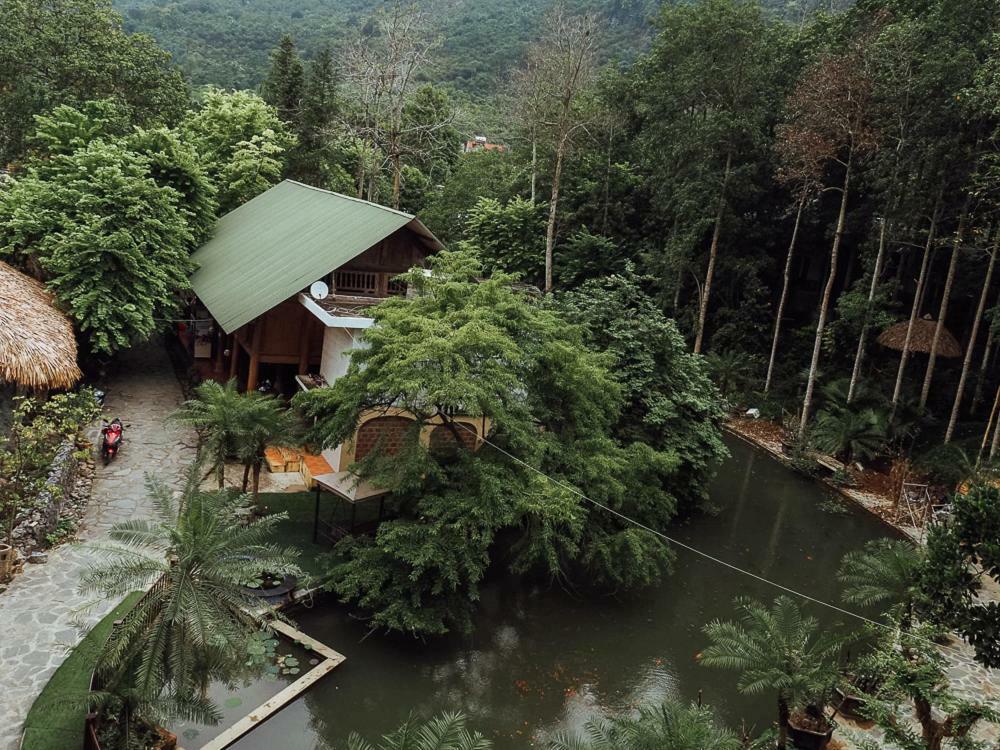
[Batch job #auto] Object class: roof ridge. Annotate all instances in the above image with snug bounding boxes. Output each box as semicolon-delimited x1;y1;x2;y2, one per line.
282;180;416;220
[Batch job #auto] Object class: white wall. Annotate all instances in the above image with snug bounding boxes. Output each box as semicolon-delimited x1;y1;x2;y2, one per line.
319;327;357;384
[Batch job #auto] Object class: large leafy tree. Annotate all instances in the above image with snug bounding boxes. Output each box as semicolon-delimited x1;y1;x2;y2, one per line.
296;250;713;635
0;139;194;354
26;102;217;246
0;0;188;165
558;267;727;517
917;483;1000;668
181;88;296;212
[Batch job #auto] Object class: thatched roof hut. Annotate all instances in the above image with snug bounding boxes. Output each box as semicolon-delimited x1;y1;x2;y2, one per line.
0;261;81;389
877;317;961;358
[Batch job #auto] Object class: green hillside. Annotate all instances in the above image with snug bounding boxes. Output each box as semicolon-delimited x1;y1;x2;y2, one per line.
113;0;658;94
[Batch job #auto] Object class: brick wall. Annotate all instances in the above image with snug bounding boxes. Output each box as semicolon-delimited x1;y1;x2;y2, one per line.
354;416;415;461
429;422;478;454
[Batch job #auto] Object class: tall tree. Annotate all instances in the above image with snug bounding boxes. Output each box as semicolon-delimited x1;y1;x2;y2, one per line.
295;250;722;635
342;2;445;209
0;139;194;354
634;0;789;353
181;88;296;213
512;5;599;294
261;34;304;126
890;188;943;411
766;122;826;393
785;46;878;438
945;233;997;441
0;0;187;164
919;196;970;410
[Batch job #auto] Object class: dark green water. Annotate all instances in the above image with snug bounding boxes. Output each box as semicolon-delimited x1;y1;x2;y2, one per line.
232;435;894;749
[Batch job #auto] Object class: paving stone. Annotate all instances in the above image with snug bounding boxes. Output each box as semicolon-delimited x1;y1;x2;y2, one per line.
0;338;193;750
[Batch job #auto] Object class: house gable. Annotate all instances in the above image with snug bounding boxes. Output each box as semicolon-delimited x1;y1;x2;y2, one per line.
189;180;442;334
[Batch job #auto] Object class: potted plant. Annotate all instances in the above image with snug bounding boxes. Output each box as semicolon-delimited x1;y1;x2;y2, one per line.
0;542;14;580
788;703;835;750
833;667;881;719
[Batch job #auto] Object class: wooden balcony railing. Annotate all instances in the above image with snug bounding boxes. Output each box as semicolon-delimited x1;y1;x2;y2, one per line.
334;270;407;298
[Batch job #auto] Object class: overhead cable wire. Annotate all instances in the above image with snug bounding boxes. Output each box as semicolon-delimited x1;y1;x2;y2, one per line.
452;420;993;670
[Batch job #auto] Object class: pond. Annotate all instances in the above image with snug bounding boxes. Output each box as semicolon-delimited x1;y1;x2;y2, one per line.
231;434;894;749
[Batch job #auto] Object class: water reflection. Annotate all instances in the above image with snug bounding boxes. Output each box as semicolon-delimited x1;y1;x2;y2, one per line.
231;435;894;750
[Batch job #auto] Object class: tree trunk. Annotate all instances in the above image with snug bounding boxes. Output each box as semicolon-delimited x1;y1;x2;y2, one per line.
777;696;790;750
891;195;941;410
799;158;851;439
915;697;945;750
979;382;1000;461
945;236;998;441
241;463;251;493
971;325;994;415
992;392;1000;460
601;127;613;234
544;136;568;294
391;151;402;210
693;151;733;354
920;197;970;410
847;215;891;402
252;462;262;505
765;194;806;394
530;132;537;204
355;148;366;199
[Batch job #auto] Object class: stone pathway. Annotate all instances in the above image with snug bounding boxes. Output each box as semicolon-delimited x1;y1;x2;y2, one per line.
0;338;194;750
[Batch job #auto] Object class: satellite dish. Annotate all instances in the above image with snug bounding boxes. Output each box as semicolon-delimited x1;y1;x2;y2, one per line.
310;281;329;300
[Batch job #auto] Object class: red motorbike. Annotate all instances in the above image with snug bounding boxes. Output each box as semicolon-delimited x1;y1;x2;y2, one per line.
100;418;124;465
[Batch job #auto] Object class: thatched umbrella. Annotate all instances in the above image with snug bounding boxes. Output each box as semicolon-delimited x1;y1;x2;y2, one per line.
877;316;961;358
0;261;81;389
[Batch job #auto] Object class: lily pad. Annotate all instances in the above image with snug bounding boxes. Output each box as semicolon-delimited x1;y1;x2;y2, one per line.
224;697;244;709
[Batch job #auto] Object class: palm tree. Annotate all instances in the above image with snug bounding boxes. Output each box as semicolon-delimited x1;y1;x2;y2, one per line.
171;379;247;488
346;712;490;750
172;379;301;499
85;674;218;750
837;539;923;627
701;596;844;749
234;392;301;502
80;462;303;708
549;700;740;750
811;408;886;464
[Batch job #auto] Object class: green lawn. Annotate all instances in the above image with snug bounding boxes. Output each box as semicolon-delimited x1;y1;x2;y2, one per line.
21;591;142;750
257;491;334;582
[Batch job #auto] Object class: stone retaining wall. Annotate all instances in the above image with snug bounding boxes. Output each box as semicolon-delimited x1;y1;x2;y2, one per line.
10;438;87;553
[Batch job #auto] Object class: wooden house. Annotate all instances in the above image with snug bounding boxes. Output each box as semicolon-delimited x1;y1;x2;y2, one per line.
189;180;487;516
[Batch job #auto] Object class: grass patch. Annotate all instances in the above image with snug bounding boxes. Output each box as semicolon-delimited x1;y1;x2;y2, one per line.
257;491;333;581
21;591;142;750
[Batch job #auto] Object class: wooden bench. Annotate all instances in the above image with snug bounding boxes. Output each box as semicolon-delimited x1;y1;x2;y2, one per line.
812;452;846;475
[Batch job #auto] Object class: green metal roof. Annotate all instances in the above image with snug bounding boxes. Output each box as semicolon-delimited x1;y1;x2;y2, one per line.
190;180;442;333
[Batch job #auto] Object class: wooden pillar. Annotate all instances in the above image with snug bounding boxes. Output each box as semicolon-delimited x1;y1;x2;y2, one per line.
297;317;312;375
228;332;239;381
313;485;321;544
246;319;263;392
213;325;226;376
